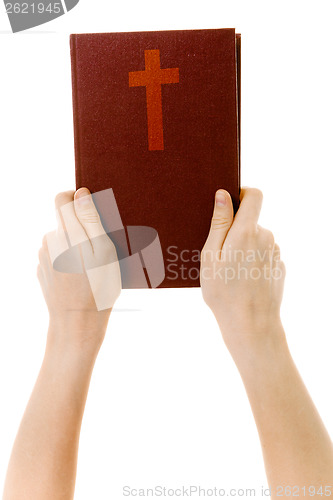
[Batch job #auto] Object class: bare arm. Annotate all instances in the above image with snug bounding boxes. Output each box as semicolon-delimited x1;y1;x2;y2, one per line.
3;188;121;500
238;335;333;493
200;188;333;498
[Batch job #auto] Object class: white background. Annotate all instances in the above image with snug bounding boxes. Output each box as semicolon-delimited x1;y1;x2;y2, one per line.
0;1;332;498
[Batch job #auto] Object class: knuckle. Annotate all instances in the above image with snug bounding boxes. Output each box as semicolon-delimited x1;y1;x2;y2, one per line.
251;188;263;203
55;190;74;206
210;216;230;231
81;210;101;224
265;229;275;246
258;227;274;246
239;221;257;240
42;234;48;247
54;192;65;205
241;187;263;204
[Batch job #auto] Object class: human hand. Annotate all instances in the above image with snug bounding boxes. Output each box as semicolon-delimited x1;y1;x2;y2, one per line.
200;188;286;364
37;188;121;351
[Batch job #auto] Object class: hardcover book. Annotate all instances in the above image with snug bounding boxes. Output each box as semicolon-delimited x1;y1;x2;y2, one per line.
70;28;241;288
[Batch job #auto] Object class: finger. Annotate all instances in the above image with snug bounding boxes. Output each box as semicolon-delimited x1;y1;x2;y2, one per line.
54;190;75;208
233;187;263;230
73;188;109;249
202;189;234;254
54;190;90;248
54;191;75;231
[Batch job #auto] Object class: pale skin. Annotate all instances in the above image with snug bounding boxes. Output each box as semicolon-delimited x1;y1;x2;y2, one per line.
201;188;333;496
2;187;333;500
3;188;121;500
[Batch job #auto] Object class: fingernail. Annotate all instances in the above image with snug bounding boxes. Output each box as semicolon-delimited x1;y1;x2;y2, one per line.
75;188;91;206
216;191;226;207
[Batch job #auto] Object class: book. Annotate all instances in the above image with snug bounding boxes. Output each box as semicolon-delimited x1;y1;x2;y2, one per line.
70;28;241;288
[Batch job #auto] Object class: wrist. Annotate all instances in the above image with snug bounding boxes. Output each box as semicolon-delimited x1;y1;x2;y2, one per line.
46;310;110;358
216;314;289;374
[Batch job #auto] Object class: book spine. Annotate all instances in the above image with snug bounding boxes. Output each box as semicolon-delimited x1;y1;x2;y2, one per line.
69;34;82;190
236;33;241;207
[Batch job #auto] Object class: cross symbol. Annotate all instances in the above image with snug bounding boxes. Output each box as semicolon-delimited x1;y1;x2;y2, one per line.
129;49;179;151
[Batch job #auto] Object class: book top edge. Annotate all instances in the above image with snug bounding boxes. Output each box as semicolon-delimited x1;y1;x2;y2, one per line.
70;28;239;38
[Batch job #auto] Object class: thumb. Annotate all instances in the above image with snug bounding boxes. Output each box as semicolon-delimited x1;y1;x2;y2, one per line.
202;190;234;253
74;188;107;244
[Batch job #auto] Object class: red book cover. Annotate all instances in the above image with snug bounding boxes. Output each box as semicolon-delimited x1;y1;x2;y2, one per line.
70;28;241;288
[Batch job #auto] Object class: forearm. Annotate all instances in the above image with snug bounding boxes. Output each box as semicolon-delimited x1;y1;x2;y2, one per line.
229;325;333;497
3;323;102;500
